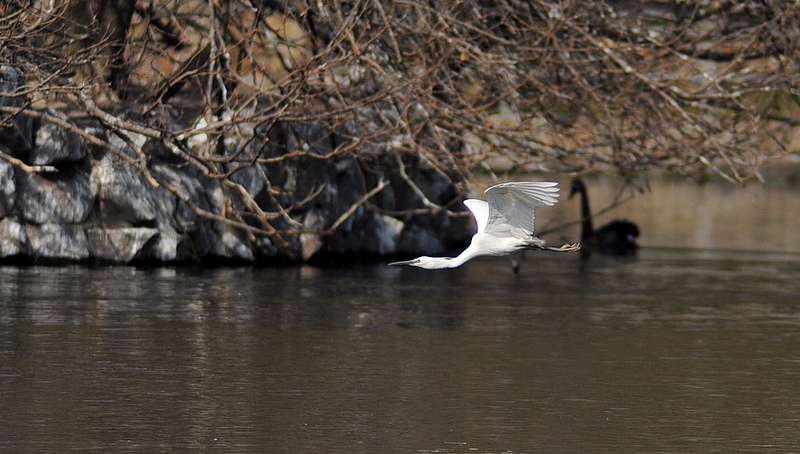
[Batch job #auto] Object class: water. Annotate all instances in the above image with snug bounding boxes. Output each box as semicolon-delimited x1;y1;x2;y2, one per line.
1;247;799;453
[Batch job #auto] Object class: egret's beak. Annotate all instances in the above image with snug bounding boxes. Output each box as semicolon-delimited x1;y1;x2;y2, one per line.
389;259;419;266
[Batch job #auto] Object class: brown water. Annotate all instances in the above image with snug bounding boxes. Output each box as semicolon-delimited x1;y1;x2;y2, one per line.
1;247;799;453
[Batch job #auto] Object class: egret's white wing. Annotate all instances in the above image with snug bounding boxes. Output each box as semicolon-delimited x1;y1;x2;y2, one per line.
484;182;559;235
463;199;489;233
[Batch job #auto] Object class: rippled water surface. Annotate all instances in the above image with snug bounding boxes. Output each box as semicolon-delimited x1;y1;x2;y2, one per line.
1;248;799;453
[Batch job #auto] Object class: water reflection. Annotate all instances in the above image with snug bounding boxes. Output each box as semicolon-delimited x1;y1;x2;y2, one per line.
2;250;799;333
1;248;800;452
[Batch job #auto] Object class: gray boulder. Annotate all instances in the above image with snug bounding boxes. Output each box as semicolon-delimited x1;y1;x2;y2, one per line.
16;168;94;224
0;217;27;258
0;160;15;217
30;118;85;165
143;223;183;262
26;223;90;261
86;227;158;263
91;151;159;226
0;65;35;156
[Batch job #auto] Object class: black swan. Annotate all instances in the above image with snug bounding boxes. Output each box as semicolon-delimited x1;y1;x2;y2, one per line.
569;179;640;257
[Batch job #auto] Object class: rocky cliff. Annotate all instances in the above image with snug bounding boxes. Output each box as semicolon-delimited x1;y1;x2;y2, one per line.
0;65;471;265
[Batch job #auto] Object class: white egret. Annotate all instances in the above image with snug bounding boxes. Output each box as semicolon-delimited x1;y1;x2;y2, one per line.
389;181;580;269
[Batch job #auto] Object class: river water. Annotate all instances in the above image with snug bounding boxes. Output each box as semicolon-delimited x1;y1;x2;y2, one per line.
1;247;799;453
1;176;800;453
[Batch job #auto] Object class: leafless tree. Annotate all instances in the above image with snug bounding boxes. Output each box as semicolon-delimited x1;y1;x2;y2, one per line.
2;0;799;258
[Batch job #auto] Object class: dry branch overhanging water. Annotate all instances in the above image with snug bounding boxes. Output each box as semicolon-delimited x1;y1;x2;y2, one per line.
1;1;799;264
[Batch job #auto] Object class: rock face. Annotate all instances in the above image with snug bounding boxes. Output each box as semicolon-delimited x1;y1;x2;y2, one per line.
0;67;468;265
17;169;94;224
85;227;158;263
0;65;35;155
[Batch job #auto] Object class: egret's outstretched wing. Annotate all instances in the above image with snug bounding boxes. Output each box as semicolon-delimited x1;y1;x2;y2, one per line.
484;182;559;235
463;199;489;233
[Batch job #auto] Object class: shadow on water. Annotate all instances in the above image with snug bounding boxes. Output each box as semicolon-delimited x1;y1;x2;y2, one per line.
1;246;800;453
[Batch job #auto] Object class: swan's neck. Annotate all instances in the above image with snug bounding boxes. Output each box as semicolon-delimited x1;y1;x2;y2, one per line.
577;186;594;238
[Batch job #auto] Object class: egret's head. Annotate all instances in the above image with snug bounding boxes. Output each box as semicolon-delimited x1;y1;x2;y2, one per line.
389;257;426;267
389;256;458;269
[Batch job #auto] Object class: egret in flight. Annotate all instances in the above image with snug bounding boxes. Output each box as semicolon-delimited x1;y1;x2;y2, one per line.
390;181;580;269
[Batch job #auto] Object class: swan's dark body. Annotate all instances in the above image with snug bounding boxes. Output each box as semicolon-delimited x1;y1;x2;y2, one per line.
569;179;640;257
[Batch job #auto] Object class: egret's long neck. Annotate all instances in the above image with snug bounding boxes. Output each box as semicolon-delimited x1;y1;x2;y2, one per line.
450;243;482;266
576;185;594;238
421;245;479;269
